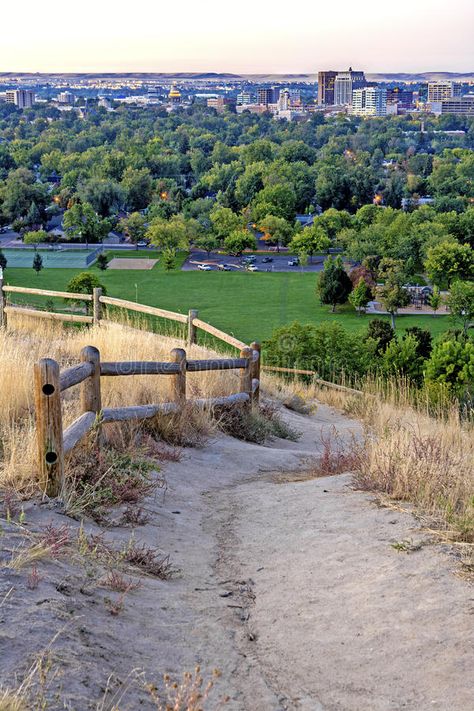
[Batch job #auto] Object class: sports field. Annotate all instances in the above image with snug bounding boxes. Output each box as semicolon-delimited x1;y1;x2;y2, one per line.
0;248;99;269
2;249;451;343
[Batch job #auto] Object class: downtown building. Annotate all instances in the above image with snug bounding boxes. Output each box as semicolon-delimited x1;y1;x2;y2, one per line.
6;89;35;108
427;81;462;102
352;87;387;116
317;71;337;105
334;68;366;106
429;96;474;116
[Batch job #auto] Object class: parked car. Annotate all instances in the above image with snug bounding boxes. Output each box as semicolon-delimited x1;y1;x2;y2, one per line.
136;241;148;248
288;258;299;266
246;264;259;272
262;256;273;263
198;264;212;271
218;264;233;271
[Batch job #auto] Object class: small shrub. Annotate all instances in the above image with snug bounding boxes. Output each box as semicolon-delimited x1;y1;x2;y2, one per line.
122;540;173;579
145;404;213;448
215;403;301;444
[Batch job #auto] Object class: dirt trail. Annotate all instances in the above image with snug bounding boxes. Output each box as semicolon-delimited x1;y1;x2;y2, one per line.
0;404;472;710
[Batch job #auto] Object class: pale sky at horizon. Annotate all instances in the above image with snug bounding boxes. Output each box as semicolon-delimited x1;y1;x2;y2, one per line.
1;0;473;74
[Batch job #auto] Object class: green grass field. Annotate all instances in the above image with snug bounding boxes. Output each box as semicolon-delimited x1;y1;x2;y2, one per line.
3;250;451;343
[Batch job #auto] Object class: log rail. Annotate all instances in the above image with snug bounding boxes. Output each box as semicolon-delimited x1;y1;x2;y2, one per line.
34;344;261;498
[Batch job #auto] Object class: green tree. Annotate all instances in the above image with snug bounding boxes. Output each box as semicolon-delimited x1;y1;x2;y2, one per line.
32;253;43;276
146;215;190;254
119;212;147;250
367;319;395;354
424;241;474;287
429;285;442;315
425;339;474;396
23;230;47;249
377;279;410;329
289;225;331;263
446;280;474;334
194;235;219;257
317;256;353;313
96;253;109;271
349;278;372;315
0;250;7;271
121;167;153;212
78;178;124;217
260;215;294;252
210;206;242;241
66;272;107;313
63;203;110;245
382;335;424;382
223;229;257;256
162;248;176;271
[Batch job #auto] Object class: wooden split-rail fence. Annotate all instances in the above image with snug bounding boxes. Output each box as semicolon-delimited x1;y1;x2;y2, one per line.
0;281;364;496
34;343;261;498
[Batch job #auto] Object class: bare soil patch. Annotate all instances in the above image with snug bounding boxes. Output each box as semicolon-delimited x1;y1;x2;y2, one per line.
108;258;158;270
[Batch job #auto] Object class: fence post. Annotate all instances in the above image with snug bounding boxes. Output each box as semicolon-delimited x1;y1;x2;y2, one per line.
240;346;253;406
187;309;198;347
170;348;187;408
0;274;6;330
250;341;261;407
93;287;102;326
80;346;102;413
34;358;64;497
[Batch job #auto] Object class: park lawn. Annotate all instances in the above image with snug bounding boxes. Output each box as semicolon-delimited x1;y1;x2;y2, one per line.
3;255;451;343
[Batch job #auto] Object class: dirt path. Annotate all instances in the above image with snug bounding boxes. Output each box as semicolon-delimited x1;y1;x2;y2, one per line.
0;404;472;710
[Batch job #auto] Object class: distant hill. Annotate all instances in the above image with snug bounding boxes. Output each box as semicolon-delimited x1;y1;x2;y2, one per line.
1;71;474;84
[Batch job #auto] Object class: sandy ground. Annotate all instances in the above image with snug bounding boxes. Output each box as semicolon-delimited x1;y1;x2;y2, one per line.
0;404;472;710
108;258;158;270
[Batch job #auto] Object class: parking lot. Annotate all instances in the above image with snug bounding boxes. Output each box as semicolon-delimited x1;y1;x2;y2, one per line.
182;250;327;273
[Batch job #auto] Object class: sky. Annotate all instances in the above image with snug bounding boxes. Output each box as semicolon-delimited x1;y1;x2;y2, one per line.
1;0;473;74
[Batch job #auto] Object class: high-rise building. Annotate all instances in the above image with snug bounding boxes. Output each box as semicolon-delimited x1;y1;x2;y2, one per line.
334;68;366;106
257;87;275;106
237;91;252;105
317;71;337;105
6;89;35;109
57;91;75;105
352;87;387;116
277;88;290;111
427;81;462;102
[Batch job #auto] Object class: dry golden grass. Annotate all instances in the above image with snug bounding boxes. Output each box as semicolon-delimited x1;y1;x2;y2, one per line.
0;315;239;491
263;372;474;542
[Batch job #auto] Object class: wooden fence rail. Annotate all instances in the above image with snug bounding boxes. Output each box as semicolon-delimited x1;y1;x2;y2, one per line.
34;344;261;498
0;284;246;351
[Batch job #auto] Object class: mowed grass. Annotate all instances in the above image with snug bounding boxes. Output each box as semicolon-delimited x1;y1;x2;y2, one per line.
3;250;451;342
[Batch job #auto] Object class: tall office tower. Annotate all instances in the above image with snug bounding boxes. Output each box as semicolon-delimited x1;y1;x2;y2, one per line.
5;89;35;108
277;88;290;111
334;68;366;106
257;87;275;105
317;71;337;105
352;87;387;116
427;81;462;102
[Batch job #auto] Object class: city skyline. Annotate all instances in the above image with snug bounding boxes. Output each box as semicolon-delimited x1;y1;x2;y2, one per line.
2;0;473;74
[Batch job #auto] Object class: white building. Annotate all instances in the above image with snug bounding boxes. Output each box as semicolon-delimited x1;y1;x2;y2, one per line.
6;89;35;108
237;91;252;105
352;87;387;117
334;68;366;106
277;88;290;111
